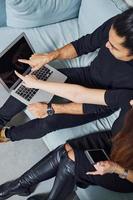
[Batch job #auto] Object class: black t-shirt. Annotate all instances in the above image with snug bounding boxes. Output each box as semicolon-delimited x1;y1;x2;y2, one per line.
71;16;133;134
72;16;133;105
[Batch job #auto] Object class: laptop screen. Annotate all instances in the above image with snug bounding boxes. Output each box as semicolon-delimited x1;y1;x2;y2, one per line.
0;36;33;90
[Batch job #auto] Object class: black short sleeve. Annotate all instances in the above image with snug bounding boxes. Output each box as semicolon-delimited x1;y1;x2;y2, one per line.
82;104;117;119
105;89;133;108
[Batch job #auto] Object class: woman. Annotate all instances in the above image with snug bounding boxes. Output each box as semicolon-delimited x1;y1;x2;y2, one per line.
0;106;133;200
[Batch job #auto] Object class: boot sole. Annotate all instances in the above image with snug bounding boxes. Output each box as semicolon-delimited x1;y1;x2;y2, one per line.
0;188;31;200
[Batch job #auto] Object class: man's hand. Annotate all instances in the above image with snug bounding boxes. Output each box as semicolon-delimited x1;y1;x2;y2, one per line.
18;43;77;71
18;53;54;71
28;102;48;118
86;160;118;175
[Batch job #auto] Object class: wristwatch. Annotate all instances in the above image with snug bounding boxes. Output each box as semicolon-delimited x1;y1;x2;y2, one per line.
47;103;55;116
119;169;128;179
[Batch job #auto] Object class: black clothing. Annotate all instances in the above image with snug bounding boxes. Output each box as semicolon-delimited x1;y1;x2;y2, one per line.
0;180;31;199
47;155;75;200
67;131;133;193
0;145;76;200
1;16;133;140
0;16;133;196
2;67;114;141
27;193;49;200
0;133;133;198
71;16;133;112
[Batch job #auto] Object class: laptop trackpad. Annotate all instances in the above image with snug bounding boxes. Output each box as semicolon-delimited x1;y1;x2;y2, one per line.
30;90;53;104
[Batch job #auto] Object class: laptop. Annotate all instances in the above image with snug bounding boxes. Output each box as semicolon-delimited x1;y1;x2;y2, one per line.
0;33;67;105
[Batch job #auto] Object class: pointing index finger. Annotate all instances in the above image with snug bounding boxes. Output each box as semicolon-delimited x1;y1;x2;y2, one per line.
15;70;25;81
86;171;98;175
18;59;31;65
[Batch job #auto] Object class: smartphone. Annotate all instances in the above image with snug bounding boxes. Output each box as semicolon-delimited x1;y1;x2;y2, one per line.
84;149;109;165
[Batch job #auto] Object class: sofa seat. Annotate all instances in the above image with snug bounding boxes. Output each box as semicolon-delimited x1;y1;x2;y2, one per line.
76;186;133;200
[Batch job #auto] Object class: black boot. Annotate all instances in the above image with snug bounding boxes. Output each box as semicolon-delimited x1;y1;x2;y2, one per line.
47;155;76;200
27;155;76;200
0;179;32;200
27;191;76;200
27;193;49;200
0;145;66;200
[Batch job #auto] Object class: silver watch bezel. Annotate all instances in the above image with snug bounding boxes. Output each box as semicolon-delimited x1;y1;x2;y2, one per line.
47;103;55;116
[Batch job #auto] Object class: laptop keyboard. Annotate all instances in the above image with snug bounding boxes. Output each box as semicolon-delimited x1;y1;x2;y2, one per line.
15;67;53;101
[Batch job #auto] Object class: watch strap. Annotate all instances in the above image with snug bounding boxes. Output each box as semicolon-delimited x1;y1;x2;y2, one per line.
119;169;128;179
47;103;52;109
47;103;55;116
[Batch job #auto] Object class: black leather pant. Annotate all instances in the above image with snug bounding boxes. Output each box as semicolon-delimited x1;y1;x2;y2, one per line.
0;145;76;200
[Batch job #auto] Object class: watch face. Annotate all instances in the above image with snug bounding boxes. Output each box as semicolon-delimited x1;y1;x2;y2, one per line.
47;108;54;116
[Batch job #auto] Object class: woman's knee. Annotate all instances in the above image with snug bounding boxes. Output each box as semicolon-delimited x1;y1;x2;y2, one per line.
67;149;75;161
65;143;72;152
64;143;75;161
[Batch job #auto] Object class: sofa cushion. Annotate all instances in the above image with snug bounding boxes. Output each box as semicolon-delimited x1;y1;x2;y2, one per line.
112;0;129;11
0;0;6;27
0;19;83;105
78;0;122;36
0;16;97;74
123;0;133;7
0;19;81;68
6;0;81;28
77;186;133;200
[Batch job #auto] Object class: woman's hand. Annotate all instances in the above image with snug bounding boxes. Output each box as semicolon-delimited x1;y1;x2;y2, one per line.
28;102;48;118
86;160;118;175
15;71;39;88
130;100;133;105
18;53;53;71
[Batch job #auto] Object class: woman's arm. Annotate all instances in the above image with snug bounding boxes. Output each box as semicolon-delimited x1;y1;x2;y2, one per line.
31;81;107;105
15;71;133;107
15;71;107;105
87;160;133;183
114;164;133;183
127;170;133;183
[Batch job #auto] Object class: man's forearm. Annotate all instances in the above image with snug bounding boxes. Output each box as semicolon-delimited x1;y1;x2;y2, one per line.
47;43;78;62
52;103;83;115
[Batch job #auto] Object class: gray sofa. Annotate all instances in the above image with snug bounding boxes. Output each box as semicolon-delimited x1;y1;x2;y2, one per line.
0;0;133;199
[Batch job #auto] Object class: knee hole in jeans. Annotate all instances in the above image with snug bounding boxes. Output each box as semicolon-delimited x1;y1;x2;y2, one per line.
67;149;75;161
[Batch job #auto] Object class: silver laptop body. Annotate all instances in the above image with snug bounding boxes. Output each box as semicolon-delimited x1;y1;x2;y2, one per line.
0;33;67;105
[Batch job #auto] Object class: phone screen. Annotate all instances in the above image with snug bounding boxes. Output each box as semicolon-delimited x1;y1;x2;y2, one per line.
85;149;109;165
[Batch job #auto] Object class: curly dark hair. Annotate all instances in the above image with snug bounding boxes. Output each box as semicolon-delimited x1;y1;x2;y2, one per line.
113;8;133;55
